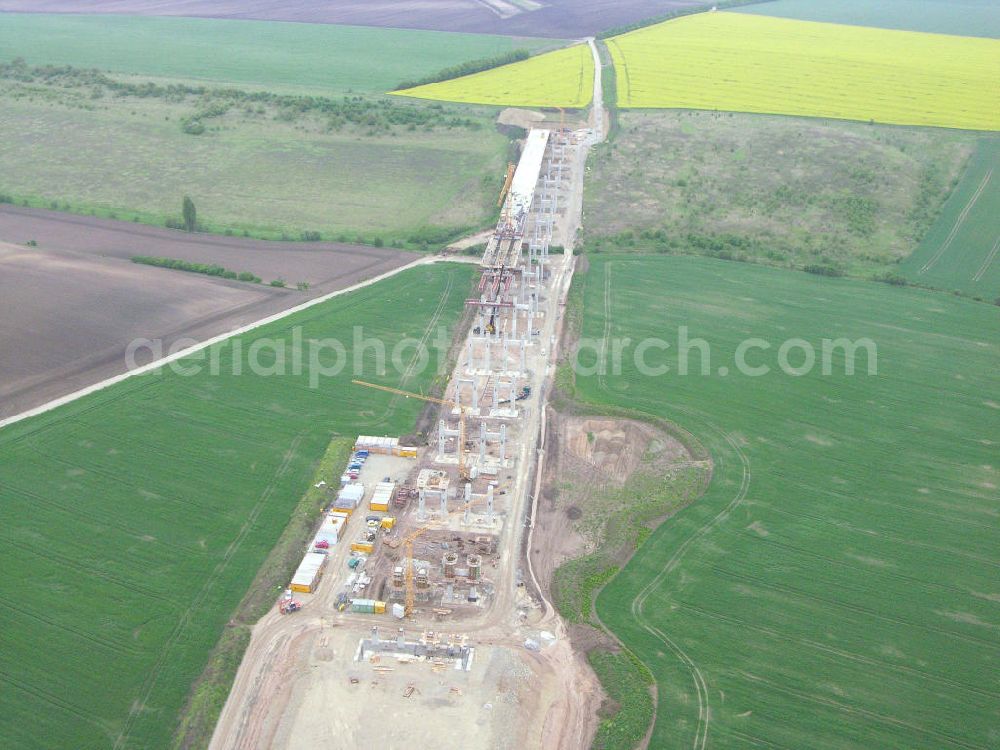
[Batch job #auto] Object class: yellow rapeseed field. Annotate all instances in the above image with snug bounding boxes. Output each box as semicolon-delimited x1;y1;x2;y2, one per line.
607;12;1000;131
393;43;593;108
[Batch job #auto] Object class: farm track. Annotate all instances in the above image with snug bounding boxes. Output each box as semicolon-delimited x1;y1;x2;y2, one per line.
0;254;473;432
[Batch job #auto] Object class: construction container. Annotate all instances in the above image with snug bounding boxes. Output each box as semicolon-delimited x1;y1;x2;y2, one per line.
332;498;355;515
369;481;395;512
350;598;386;614
315;514;346;546
380;516;396;530
351;540;375;554
290;552;327;593
338;483;365;505
393;446;418;458
355;435;399;455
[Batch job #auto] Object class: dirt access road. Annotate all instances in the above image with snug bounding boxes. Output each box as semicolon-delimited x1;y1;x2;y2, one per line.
0;206;412;419
0;0;709;37
209;39;608;750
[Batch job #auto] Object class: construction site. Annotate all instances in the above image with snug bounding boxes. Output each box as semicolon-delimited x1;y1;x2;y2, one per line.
210;57;607;746
270;127;577;619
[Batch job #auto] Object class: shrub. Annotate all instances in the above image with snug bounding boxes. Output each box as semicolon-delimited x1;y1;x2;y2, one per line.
803;264;845;278
132;255;260;284
182;119;205;135
269;278;286;288
873;272;910;286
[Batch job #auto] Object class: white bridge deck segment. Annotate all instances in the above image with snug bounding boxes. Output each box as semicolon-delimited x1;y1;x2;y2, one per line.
482;128;551;269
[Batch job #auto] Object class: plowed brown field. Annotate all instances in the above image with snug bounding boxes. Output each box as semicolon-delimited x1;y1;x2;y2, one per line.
0;0;707;37
0;206;412;418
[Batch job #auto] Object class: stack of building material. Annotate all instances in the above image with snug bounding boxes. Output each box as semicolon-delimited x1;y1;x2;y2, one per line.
351;528;377;554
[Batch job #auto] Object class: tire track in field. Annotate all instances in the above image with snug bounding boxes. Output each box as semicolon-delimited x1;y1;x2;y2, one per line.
629;417;751;750
375;269;456;425
1;534;182;608
606;39;631;104
0;478;206;557
674;599;1000;703
737;671;986;750
919;169;992;274
0;669;108;732
0;594;142;657
713;564;1000;653
589;260;747;748
595;340;748;750
597;261;614;394
972;234;1000;282
114;433;304;750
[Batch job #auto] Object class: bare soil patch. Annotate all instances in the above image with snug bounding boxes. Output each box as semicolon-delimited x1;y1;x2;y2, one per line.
531;412;694;594
0;206;413;418
0;1;708;37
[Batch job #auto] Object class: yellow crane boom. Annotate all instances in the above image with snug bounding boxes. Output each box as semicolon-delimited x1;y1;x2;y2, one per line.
351;380;469;480
497;162;516;207
396;498;477;617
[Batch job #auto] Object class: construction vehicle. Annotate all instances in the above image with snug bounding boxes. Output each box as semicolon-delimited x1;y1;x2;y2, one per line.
500;385;531;405
352;380;470;481
279;598;302;614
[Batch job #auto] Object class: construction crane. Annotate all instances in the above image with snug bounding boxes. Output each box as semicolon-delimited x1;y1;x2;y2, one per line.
351;380;470;481
497;162;516;207
395;498;476;617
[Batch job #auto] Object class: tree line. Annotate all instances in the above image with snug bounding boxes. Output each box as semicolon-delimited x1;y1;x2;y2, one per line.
394;49;531;90
0;58;484;135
